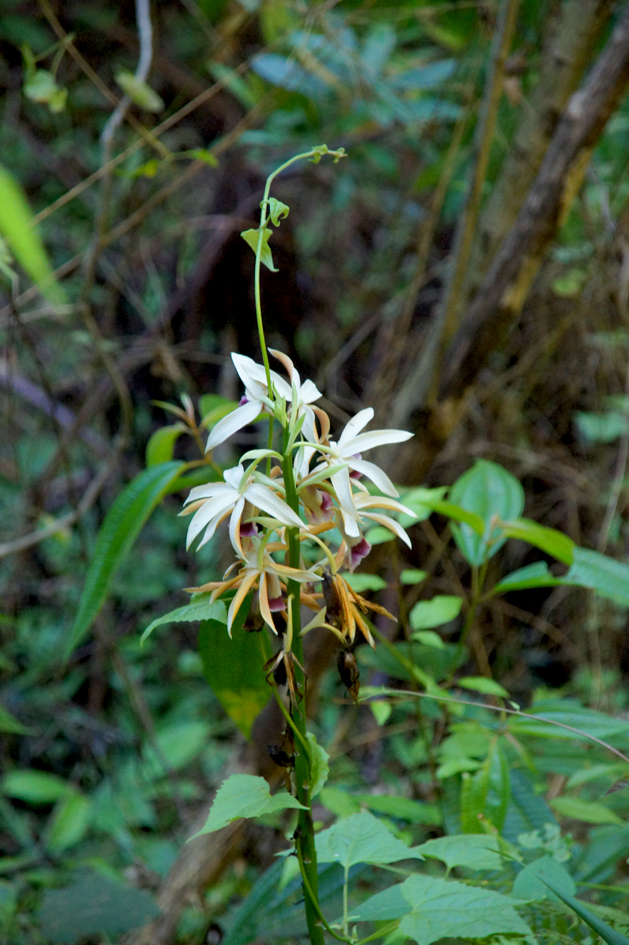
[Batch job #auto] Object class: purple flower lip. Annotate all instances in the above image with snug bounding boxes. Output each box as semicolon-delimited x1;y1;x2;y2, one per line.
320;492;333;513
349;537;371;569
349;453;363;479
238;395;249;407
239;522;258;537
268;596;284;612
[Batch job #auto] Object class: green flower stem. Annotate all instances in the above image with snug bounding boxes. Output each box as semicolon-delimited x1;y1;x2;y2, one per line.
282;452;324;945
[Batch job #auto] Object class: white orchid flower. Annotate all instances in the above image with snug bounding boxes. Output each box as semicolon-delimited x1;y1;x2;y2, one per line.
181;464;303;554
206;351;322;452
312;407;413;537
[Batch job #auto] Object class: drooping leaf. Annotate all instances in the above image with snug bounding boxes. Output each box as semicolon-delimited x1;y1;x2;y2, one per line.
241;227;278;271
67;461;185;658
494;560;572;594
449;460;524;566
410;595;462;631
550;796;623;825
306;732;329;798
198;598;270;738
266;197;290;226
37;871;160;944
2;770;69;805
565;546;629;606
500;518;574;564
145;424;186;466
141;596;226;645
538;874;629;944
315;811;424;869
457;676;509;698
512;854;577;902
0;163;63;303
416;834;508;872
193;774;305;836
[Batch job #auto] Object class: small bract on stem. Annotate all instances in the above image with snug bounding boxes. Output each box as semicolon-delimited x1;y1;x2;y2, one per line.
182;146;414;945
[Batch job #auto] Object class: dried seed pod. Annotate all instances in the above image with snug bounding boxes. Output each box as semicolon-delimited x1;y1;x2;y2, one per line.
322;569;342;627
268;744;295;768
337;649;360;701
273;657;288;688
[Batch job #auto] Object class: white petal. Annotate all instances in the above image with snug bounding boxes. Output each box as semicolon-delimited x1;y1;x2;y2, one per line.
228;496;246;556
330;467;360;537
270;373;293;401
299;379;323;404
348;458;399;497
354;494;415;517
187;493;236;548
184;479;231;506
338;408;374;448
232;352;267;391
223;464;246;489
361;512;411;547
244;483;304;528
205;400;263;451
340;428;413;455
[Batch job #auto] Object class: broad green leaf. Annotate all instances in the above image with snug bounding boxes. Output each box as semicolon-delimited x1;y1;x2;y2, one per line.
67;461;185;658
364;525;395;545
344;573;387;592
144;720;211;776
397;487;447;526
410;595;462;630
416;834;507;872
0;163;63;303
412;630;445;649
370;700;392;726
512;854;577;901
353;794;441;826
266;197;290;226
397;874;531;944
241;227;277;271
457;676;508;698
45;791;90;853
141;596;226;645
349;882;409;921
0;706;29;735
550;796;623;825
250;53;328;96
145;424;185;466
400;569;427;585
501;769;557;844
449;460;524;565
494;561;570;594
115;69;164;112
2;770;69;805
425;499;485;535
198;598;270;738
319;787;362;819
538;873;629;945
501;518;574;564
566;546;629;605
37;871;160;944
194;774;305;836
315;811;424;868
306;732;329;797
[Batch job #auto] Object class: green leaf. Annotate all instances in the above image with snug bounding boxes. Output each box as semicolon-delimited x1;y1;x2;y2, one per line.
508;697;629;741
409;595;462;630
395;875;531;945
449;460;525;566
502;769;557;843
266;197;290;226
0;706;29;735
145;424;185;466
349;882;409;921
457;676;508;698
400;569;427;585
550;796;623;825
344;573;387;592
501;518;574;564
397;487;447;526
416;834;507;872
412;630;445;649
306;732;329;797
494;561;570;594
115;69;164;112
67;461;185;658
198;598;270;738
199;395;239;430
193;774;305;836
241;227;277;271
512;854;577;901
187;148;219;168
425;499;486;535
0;163;64;303
364;525;395;545
24;69;67;112
37;871;160;944
221;860;284;945
141;596;226;645
45;791;90;853
566;546;629;605
575;409;629;444
315;811;424;868
352;794;441;826
2;771;69;805
537;873;629;945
